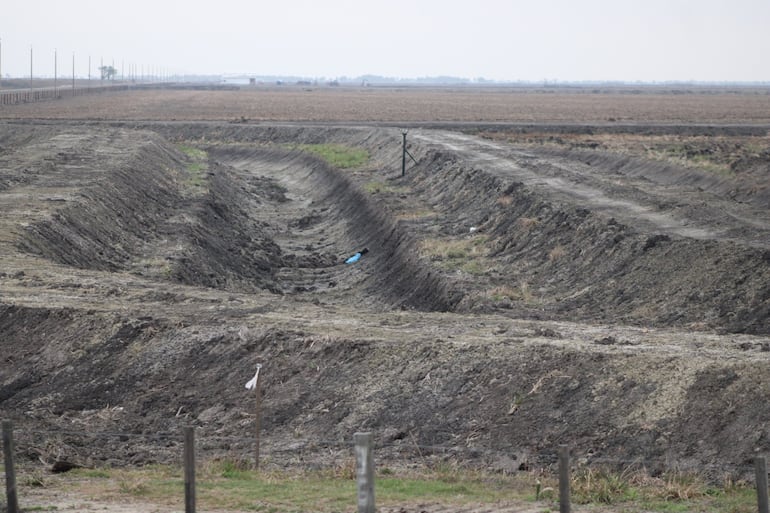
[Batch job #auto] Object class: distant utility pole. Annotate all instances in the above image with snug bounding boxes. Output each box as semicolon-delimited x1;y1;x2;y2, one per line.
72;52;75;95
88;55;91;86
54;48;57;95
0;37;3;93
30;46;33;91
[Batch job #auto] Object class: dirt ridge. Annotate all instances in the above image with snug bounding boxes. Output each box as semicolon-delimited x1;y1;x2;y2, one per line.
537;146;770;210
1;121;769;481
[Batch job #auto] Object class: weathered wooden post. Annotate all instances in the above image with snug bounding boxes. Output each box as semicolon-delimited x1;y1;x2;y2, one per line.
756;456;769;513
254;367;262;470
183;426;196;513
3;420;19;513
354;432;375;513
245;363;263;470
558;445;571;513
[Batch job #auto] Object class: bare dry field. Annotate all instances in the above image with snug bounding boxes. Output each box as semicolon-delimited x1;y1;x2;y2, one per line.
1;84;770;123
1;86;770;513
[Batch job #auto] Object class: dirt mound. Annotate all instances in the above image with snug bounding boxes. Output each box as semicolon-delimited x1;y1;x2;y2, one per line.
3;302;768;478
367;149;769;334
541;146;770;210
1;121;770;480
16;139;183;271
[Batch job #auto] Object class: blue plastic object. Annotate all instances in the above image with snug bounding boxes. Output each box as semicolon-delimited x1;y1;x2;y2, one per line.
345;252;362;264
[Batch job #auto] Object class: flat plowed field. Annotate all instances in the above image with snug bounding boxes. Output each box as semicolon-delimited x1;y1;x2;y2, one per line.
2;85;770;123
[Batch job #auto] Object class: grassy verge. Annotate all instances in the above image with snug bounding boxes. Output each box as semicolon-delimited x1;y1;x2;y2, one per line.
177;144;209;192
295;143;369;169
14;463;759;513
20;463;527;512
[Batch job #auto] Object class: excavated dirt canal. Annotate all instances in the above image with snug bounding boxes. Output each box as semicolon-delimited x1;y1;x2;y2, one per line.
1;121;769;483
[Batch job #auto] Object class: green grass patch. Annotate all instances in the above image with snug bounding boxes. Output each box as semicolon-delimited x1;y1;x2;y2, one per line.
178;145;208;161
47;464;519;512
363;180;393;194
76;469;111;478
296;144;369;169
176;144;209;192
197;472;356;511
19;462;761;513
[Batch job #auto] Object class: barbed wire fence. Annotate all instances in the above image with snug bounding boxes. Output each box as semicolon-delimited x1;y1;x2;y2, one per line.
2;420;770;513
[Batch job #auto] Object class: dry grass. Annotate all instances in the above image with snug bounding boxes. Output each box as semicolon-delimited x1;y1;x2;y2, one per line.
548;245;566;261
482;131;770;177
419;236;488;261
12;461;759;513
419;236;491;275
516;217;539;231
395;208;437;221
489;283;534;303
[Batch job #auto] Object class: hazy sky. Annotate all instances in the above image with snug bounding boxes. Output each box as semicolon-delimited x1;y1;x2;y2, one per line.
2;0;769;82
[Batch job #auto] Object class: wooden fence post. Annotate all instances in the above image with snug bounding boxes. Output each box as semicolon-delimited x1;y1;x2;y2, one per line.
183;426;196;513
354;432;375;513
254;366;261;471
2;420;19;513
756;456;769;513
558;445;571;513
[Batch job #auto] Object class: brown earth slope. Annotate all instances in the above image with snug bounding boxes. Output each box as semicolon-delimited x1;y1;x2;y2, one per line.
0;119;769;482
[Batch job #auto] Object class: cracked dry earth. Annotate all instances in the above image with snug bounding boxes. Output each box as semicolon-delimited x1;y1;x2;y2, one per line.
1;120;769;512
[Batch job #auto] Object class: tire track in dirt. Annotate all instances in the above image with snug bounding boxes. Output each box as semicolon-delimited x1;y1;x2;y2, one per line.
413;130;770;248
